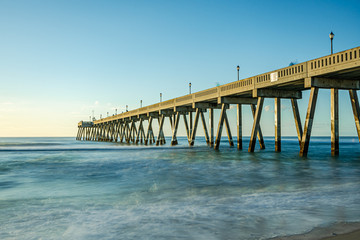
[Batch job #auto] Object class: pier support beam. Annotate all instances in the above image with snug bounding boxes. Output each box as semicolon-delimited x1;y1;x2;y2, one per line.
209;108;214;147
275;98;281;152
93;126;96;141
189;112;193;142
224;110;234;147
110;123;115;141
237;104;242;150
248;97;264;152
135;119;143;144
98;124;103;141
171;113;180;146
253;89;302;99
200;111;210;145
250;104;265;150
305;77;360;90
78;127;82;140
156;116;165;146
214;104;228;150
183;114;190;143
76;127;80;140
291;99;303;146
331;88;339;156
189;109;200;146
115;122;122;142
120;123;126;143
349;90;360;142
125;122;130;143
145;117;153;145
299;87;319;157
94;126;97;141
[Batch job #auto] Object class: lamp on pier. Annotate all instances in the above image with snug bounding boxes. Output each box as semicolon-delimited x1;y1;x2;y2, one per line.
189;82;191;94
237;65;240;81
160;93;162;102
115;109;117;115
126;105;128;112
140;100;142;108
329;31;334;55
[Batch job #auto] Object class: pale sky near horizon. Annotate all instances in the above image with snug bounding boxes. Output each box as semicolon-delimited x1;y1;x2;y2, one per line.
0;0;360;137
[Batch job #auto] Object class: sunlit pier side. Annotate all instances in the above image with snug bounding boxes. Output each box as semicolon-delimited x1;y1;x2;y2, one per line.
77;46;360;156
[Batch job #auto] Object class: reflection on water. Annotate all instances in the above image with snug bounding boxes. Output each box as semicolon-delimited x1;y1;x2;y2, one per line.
0;137;360;239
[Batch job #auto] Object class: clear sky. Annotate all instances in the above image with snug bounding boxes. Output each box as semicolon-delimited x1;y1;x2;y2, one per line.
0;0;359;137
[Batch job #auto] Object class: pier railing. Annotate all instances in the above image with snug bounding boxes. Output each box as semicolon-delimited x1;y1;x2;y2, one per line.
86;46;360;125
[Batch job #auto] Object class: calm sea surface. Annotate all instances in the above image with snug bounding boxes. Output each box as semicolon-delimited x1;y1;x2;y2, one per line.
1;137;360;239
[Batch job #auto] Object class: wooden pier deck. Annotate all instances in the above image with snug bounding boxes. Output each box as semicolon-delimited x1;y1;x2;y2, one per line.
77;46;360;156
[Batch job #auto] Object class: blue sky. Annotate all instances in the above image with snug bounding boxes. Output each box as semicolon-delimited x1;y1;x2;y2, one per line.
0;0;359;137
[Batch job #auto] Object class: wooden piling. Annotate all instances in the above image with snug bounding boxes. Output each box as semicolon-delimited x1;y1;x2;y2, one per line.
145;117;153;145
291;99;303;146
200;111;210;145
214;104;228;150
209;108;214;147
250;103;265;150
183;114;190;142
224;111;234;147
189;112;193;141
275;98;281;152
299;87;319;157
349;90;360;142
331;88;339;156
171;112;180;145
248;97;264;152
189;109;200;146
76;127;80;140
156;115;165;146
237;104;242;150
135;119;143;144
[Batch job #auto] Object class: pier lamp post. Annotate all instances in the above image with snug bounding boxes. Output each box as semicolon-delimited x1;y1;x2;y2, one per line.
100;114;102;119
140;100;142;108
329;31;334;54
237;65;240;81
107;112;109;117
189;82;191;94
115;109;117;115
126;105;128;112
160;93;162;102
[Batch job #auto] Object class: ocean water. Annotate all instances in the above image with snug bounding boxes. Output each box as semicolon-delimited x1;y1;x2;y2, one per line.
1;136;360;240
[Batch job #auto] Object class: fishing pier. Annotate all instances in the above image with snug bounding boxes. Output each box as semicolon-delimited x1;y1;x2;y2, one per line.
77;46;360;156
